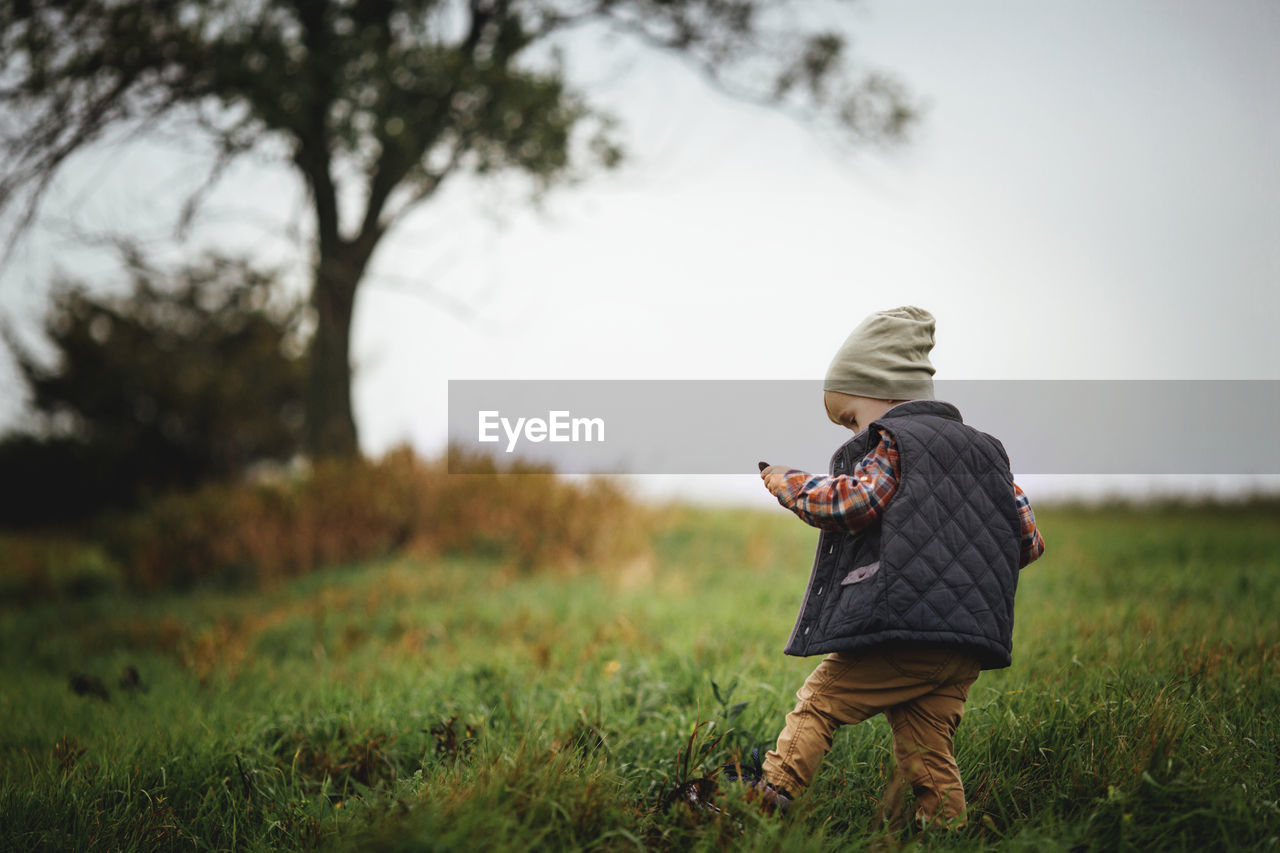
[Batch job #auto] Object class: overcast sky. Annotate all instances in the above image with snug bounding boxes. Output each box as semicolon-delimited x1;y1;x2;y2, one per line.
2;0;1277;505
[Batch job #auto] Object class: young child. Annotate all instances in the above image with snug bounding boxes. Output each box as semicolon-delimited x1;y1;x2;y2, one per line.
749;305;1045;828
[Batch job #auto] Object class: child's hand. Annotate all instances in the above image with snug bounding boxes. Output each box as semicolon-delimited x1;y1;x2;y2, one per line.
760;464;792;498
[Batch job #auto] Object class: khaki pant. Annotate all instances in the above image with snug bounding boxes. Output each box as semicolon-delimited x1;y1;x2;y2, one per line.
762;643;981;826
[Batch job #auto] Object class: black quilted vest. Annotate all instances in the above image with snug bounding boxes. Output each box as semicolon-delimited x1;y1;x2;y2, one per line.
783;400;1023;670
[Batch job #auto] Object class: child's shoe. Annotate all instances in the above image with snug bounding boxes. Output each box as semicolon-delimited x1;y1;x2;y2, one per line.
718;749;794;815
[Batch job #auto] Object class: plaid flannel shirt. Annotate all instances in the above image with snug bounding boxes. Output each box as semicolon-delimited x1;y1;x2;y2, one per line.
773;430;1046;569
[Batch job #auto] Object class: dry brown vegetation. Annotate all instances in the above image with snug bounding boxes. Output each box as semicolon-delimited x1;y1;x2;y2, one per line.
1;446;651;598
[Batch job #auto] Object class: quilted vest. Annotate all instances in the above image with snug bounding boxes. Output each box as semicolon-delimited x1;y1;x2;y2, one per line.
782;400;1023;670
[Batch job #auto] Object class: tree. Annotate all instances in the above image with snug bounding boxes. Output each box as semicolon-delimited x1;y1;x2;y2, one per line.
0;250;308;526
0;0;916;458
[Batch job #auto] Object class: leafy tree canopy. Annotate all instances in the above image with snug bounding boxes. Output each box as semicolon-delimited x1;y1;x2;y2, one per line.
0;0;917;457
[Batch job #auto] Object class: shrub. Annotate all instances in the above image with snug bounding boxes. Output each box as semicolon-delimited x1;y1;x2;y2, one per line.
0;534;124;602
0;251;307;527
89;447;649;591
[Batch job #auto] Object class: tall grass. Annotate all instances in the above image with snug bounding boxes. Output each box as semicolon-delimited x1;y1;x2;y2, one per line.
1;502;1278;850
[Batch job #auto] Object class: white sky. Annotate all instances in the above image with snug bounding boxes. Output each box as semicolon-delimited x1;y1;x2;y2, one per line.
2;0;1278;505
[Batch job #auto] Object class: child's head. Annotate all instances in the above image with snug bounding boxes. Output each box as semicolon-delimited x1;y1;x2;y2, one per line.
823;392;908;434
823;306;936;432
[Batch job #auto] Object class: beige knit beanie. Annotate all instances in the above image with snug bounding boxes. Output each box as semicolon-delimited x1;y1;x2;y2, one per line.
824;306;936;400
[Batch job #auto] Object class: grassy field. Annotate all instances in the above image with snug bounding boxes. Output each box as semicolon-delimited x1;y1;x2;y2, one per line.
2;501;1278;851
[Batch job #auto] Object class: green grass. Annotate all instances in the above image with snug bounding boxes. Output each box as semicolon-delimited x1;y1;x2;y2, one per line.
2;502;1279;851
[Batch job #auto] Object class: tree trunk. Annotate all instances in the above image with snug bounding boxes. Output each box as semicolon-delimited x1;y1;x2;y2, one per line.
304;247;362;458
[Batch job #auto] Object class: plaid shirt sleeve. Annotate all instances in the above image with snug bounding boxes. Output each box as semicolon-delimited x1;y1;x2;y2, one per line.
773;430;1046;568
772;430;899;533
1013;482;1046;568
